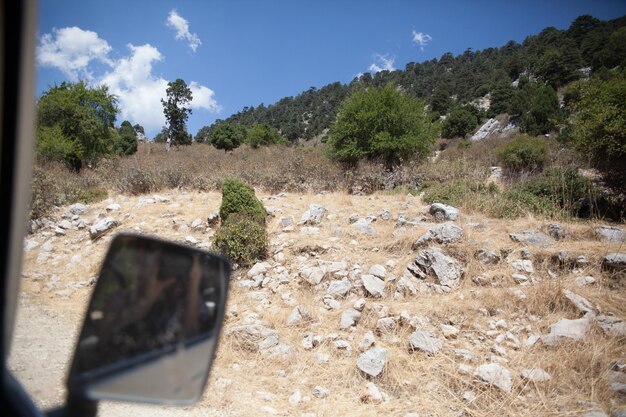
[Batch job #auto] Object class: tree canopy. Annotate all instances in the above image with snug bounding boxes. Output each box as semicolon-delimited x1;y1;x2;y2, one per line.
208;122;246;152
327;84;438;168
161;78;193;146
113;120;138;155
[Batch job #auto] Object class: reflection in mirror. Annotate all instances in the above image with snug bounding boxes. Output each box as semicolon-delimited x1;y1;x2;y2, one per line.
68;234;230;405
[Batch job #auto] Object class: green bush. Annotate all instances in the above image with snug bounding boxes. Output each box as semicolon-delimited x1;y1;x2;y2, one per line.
29;168;59;220
212;216;268;266
441;107;478;138
219;179;266;225
497;135;549;174
75;188;108;204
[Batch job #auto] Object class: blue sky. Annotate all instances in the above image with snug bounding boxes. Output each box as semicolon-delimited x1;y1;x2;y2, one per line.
37;0;626;136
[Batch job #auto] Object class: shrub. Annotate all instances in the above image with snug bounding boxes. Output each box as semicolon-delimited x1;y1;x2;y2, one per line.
29;168;59;220
219;179;266;225
212;216;268;266
497;135;549;174
441;107;478;138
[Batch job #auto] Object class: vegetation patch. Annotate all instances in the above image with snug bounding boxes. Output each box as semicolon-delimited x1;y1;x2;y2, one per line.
219;178;267;225
212;217;268;266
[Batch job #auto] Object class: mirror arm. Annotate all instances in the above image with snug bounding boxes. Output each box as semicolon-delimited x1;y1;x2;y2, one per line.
47;395;97;417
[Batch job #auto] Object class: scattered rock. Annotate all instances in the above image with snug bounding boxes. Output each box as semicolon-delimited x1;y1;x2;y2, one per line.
440;324;460;339
225;323;294;358
575;276;596;287
610;383;626;394
339;308;362;330
595;226;626;243
353;219;375;234
302;333;322;350
406;248;463;288
289;389;302;406
287;305;312;326
595;315;626;337
413;222;464;248
603;253;626;272
279;216;295;229
300;204;326;225
510;259;534;274
368;264;387;279
475;249;499;264
462;391;476;403
474;363;512;392
409;331;443;355
376;317;397;333
509;230;555;248
323;296;341;310
184;235;198;245
106;203;121;211
207;211;220;226
472;274;491;286
364;382;386;403
359;331;375;352
379;210;391;221
299;266;325;285
542;316;591;346
353;298;366;312
547;223;570;240
357;347;388;377
521;368;551;382
69;203;89;215
248;262;272;277
327;279;352;297
311;386;328;399
562;289;596;315
362;274;385;298
88;217;118;240
471;118;501;141
57;220;72;230
429;203;459;221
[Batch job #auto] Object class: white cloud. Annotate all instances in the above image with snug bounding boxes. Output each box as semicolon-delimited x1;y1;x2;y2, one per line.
412;31;432;52
37;27;112;81
166;10;201;52
368;54;395;73
189;81;221;112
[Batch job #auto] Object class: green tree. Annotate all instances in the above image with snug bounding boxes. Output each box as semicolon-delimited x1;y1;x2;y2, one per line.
194;125;212;143
154;127;168;143
161;78;193;147
246;123;287;148
327;84;437;169
113;120;138;155
209;122;245;152
442;107;479;138
430;86;453;116
521;85;560;135
36;81;118;170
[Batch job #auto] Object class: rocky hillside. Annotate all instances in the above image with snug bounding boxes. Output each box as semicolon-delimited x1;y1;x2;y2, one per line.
11;189;626;417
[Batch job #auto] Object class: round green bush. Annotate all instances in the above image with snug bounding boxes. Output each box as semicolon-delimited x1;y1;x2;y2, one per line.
212;217;268;266
219;178;266;225
497;135;549;173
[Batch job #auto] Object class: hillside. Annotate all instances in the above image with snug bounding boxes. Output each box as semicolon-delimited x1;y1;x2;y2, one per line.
11;188;626;416
203;14;626;142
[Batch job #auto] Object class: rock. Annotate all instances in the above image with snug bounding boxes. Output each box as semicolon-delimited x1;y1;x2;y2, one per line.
288;389;302;406
57;220;72;230
339;308;361;329
300;227;320;235
521;368;551;382
53;227;66;236
458;364;474;376
471;118;501;141
362;274;385;298
302;333;322;350
475;249;499;264
106;203;121;211
474;363;512;392
576;276;596;287
88;217;118;240
603;253;626;271
368;264;387;279
207;211;220;226
472;274;491;286
327;279;352;297
406;248;463;288
248;262;272;277
610;383;626;394
279;216;295;229
511;259;534;274
595;315;626;337
359;331;375;352
463;391;476;403
323;296;341;310
547;223;570;240
353;218;375;234
364;382;386;403
23;239;39;251
319;260;349;275
376;317;397;333
300;266;325;285
413;222;463;247
454;349;476;361
311;386;328;399
512;273;529;284
429;203;459;221
541;316;591;346
184;235;198;245
225;323;294;358
440;324;460;339
353;298;366;312
357;347;388;377
408;331;443;355
509;288;527;300
379;210;391;221
334;340;352;353
562;289;596;315
287;305;311;326
595;226;626;242
300;204;326;225
509;230;555;248
69;203;89;215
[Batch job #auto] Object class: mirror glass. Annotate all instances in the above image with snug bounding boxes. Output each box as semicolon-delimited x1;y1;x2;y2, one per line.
68;233;230;405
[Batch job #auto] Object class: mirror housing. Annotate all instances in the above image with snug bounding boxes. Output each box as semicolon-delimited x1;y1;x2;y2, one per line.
66;234;230;406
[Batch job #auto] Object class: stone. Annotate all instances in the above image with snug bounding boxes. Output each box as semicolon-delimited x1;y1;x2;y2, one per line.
185;235;198;245
379;210;391;221
353;219;375;234
458;364;474;375
595;226;626;242
541;316;591;346
603;253;626;271
359;331;375;352
472;274;491;286
509;230;555;248
521;368;551;382
512;273;529;284
353;298;366;312
576;276;596;287
287;305;311;326
88;217;118;240
311;386;328;399
106;203;121;211
339;308;361;330
511;259;534;273
364;382;385;403
376;317;397;333
610;383;626;394
225;324;294;358
409;331;443;355
288;389;302;406
300;227;320;235
547;223;570;240
319;260;349;274
248;262;272;277
69;203;89;215
406;247;463;288
454;349;476;362
475;249;500;264
327;279;352;297
362;274;385;298
300;266;325;285
562;289;596;315
413;222;463;247
206;211;220;226
302;333;322;350
429;203;459;221
368;264;387;279
463;391;476;403
300;204;326;225
323;296;341;310
357;347;388;377
440;324;460;339
57;220;72;230
595;315;626;337
279;216;295;228
471;118;501;141
474;363;512;392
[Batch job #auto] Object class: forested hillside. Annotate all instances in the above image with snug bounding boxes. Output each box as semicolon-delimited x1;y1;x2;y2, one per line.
202;14;626;142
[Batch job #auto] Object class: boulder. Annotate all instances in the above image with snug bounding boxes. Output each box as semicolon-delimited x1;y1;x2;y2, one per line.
595;315;626;337
413;222;463;247
474;363;512;392
471;118;501;141
474;249;500;265
68;203;89;215
541;316;591;346
406;248;463;288
353;218;375;234
359;331;375;352
299;266;325;285
603;253;626;272
521;368;551;382
368;264;387;279
509;230;555;248
327;279;352;297
339;308;361;330
300;204;326;225
88;217;118;240
287;305;312;326
362;274;385;298
357;347;388;377
562;289;596;315
248;262;272;278
408;331;443;355
429;203;459;221
595;226;626;243
279;216;295;229
547;223;570;240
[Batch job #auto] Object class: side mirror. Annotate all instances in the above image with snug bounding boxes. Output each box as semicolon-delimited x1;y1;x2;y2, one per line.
65;234;230;409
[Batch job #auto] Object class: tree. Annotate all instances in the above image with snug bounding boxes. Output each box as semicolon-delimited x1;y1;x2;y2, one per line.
521;85;561;135
327;84;438;169
36;81;118;170
161;78;193;148
246;123;287;148
442;107;478;138
154;127;168;143
209;122;245;152
194;125;212;143
113;120;138;155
